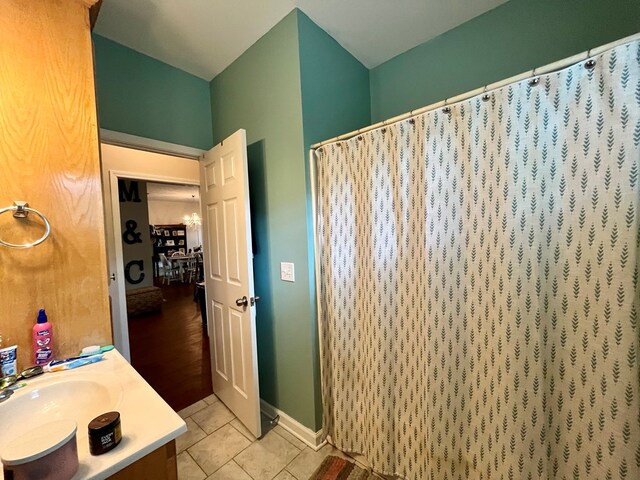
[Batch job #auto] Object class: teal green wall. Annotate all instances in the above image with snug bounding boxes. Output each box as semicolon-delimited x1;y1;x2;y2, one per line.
210;11;318;429
93;34;213;150
209;10;370;430
296;10;371;427
370;0;640;121
297;11;371;149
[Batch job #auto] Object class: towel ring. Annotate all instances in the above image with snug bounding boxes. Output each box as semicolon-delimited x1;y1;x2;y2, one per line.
0;202;51;249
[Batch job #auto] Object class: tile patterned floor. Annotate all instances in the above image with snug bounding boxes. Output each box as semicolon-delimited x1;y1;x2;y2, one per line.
175;395;370;480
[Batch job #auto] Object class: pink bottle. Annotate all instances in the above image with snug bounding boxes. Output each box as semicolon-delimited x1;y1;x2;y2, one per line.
33;309;54;366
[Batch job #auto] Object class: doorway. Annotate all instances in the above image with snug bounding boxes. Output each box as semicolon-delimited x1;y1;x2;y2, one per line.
119;179;211;411
101;142;212;411
102;131;268;438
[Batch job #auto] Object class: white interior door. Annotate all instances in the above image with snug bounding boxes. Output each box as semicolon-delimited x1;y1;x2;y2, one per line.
200;129;261;437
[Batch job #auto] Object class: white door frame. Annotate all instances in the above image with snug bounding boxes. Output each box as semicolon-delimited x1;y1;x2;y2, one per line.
108;169;201;360
100;128;205;159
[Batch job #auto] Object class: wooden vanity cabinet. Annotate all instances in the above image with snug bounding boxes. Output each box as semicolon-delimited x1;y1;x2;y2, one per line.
108;441;178;480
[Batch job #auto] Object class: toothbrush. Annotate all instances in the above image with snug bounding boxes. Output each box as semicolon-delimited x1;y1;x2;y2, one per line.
79;345;114;357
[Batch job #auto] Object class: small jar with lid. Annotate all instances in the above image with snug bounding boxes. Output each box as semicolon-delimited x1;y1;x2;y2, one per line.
88;411;122;455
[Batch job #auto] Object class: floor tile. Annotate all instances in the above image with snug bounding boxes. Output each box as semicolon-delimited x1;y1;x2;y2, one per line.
234;430;301;480
188;424;252;475
273;470;298;480
206;460;252;480
192;401;235;434
177;417;207;453
178;399;208;419
204;393;219;405
178;451;206;480
272;425;305;451
230;418;256;442
285;444;349;479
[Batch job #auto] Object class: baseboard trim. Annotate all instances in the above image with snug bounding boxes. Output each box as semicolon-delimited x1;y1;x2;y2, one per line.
260;399;326;451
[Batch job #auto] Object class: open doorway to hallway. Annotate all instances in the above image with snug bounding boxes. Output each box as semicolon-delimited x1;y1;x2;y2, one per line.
117;178;212;411
102;132;276;443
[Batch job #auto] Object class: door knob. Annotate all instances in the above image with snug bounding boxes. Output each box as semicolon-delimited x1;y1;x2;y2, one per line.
235;296;249;308
250;296;260;306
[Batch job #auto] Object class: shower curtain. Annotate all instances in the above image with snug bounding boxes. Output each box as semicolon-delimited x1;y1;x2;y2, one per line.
315;39;640;479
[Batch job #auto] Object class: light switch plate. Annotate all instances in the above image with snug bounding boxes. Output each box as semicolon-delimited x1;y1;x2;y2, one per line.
280;262;295;282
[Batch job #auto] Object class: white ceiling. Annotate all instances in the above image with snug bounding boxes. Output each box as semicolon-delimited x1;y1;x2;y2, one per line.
94;0;508;80
147;182;200;202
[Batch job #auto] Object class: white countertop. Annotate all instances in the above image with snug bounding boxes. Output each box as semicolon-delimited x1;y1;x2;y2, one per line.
0;349;187;479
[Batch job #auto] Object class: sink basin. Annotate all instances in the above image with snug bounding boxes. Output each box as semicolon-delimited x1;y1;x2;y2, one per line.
0;374;123;452
0;350;185;480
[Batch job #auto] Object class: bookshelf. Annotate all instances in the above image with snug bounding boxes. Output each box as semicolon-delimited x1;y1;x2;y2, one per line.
150;224;188;275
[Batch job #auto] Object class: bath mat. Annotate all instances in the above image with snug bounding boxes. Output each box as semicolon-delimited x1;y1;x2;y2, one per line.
309;455;372;479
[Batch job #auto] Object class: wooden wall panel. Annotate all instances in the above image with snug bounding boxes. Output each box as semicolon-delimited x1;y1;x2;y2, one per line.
0;0;111;369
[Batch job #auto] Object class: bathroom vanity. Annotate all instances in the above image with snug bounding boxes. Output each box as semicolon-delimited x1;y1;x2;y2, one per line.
108;441;177;480
0;350;186;479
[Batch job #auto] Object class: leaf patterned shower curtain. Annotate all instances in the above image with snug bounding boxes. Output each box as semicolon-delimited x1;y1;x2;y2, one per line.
315;39;640;479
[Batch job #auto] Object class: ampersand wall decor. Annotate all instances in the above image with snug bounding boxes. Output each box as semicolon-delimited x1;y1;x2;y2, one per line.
123;220;143;244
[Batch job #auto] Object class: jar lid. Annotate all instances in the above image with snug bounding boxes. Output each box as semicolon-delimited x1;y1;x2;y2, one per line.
1;419;77;466
88;411;120;434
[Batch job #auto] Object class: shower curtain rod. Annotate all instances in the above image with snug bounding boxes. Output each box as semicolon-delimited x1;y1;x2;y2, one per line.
310;31;640;150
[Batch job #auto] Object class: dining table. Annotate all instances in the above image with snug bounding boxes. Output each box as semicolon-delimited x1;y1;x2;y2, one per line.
167;254;197;282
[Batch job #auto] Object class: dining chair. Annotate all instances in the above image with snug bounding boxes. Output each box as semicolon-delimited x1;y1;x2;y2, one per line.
159;253;181;285
185;255;198;283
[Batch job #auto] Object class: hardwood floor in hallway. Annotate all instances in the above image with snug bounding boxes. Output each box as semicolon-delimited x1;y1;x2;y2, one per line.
128;281;212;412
